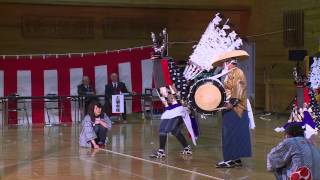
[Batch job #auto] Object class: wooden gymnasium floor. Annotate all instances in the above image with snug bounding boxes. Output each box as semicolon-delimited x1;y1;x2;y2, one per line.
0;113;319;180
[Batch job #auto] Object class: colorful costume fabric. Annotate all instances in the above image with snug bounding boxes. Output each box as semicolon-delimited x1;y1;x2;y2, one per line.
153;57;199;145
287;87;318;138
224;67;247;115
275;70;320;139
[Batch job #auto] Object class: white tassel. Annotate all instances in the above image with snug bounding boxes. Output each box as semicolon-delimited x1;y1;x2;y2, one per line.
305;124;318;139
274;127;285;132
183;64;203;80
247;99;255;130
189;13;243;71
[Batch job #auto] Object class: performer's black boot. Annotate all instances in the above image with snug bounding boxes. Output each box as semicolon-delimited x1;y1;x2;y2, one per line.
234;159;242;166
180;145;192;155
174;132;192;155
149;149;166;159
215;159;242;168
150;135;167;159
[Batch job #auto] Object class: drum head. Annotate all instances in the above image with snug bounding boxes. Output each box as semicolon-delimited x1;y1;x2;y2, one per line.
194;84;222;111
189;79;226;114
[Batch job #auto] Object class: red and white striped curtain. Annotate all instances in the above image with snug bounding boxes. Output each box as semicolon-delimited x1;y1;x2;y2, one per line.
0;47;154;124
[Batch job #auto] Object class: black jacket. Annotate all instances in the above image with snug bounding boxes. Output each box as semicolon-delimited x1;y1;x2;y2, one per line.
77;84;95;96
105;82;128;99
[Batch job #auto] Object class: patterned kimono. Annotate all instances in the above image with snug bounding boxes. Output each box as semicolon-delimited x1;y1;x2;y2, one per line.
267;137;320;179
79;113;112;148
221;67;252;161
224;67;247;116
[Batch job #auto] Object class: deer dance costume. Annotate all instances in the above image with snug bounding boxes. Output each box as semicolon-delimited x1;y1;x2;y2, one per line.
275;68;319;142
149;29;199;159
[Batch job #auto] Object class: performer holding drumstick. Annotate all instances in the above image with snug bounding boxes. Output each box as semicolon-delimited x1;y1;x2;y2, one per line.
181;13;252;168
215;59;252;168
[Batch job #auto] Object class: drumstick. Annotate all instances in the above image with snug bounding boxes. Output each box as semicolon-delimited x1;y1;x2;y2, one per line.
155;89;162;100
211;107;227;111
156;89;168;106
207;67;236;80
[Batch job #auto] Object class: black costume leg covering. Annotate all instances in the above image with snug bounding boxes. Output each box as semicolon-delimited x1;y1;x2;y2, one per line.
159;135;167;150
174;132;188;148
171;117;188;148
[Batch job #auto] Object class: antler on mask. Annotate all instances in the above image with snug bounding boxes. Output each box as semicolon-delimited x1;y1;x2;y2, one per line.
151;28;168;57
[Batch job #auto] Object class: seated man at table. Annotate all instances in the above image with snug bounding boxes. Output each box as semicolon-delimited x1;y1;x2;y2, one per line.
104;73;131;123
267;123;320;179
77;76;98;114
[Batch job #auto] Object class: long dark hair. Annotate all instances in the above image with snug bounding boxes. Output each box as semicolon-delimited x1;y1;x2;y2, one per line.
87;101;104;122
285;123;305;137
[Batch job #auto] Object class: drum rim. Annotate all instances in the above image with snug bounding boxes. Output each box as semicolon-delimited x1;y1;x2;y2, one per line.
188;78;226;114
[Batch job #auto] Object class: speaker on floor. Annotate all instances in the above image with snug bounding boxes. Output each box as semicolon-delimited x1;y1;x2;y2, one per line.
288;49;307;61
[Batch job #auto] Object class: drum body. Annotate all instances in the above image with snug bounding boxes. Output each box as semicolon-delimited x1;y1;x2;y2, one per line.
188;78;226;114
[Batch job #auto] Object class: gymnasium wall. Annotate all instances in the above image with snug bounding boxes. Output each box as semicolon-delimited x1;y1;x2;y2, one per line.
0;3;250;62
248;0;320;111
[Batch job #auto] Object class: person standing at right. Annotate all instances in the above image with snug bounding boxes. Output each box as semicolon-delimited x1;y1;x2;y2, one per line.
216;59;252;168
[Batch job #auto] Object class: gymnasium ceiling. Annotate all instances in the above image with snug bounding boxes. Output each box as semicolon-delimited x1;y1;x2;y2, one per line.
0;0;252;9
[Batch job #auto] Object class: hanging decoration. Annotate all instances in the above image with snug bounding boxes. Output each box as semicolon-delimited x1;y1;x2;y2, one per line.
0;45;153;60
309;57;320;90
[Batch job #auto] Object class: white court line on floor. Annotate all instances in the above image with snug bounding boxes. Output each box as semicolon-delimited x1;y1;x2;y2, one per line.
1;155;153;180
99;148;224;180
